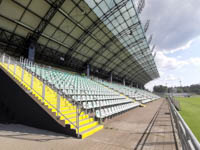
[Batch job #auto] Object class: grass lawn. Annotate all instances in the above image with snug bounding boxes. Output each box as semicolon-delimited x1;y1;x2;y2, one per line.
175;96;200;142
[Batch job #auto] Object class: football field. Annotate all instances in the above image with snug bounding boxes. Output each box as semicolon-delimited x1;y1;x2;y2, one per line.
176;96;200;142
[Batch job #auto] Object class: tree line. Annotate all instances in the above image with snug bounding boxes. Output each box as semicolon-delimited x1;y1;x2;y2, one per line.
153;84;200;94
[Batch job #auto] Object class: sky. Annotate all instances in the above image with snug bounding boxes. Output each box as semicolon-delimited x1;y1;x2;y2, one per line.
139;0;200;91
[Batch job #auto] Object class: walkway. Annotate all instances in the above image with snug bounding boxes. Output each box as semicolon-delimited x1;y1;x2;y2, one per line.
0;99;181;150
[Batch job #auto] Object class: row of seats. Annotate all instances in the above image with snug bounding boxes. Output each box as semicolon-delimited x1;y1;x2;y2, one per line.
24;65;138;118
23;62;159;120
95;79;160;104
72;95;124;101
82;99;132;109
66;89;117;96
2;55;159;138
96;102;140;118
0;56;104;138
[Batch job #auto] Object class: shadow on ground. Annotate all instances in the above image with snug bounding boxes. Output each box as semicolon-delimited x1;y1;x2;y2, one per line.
133;100;179;150
0;123;73;142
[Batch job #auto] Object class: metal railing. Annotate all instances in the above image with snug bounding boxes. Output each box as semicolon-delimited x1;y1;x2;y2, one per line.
0;53;81;137
168;96;200;150
19;56;95;113
1;53;135;125
18;55;104;124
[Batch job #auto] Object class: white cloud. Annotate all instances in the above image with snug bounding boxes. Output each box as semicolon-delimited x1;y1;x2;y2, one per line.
145;74;181;91
141;0;200;91
166;74;177;81
155;51;188;70
141;0;200;90
145;52;188;90
189;57;200;66
141;0;200;51
159;70;164;76
145;56;200;91
162;38;194;54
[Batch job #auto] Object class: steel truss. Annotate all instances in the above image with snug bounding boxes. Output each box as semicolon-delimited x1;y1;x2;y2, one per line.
0;0;159;86
64;0;130;61
93;1;155;82
27;0;65;42
0;28;26;56
84;22;141;65
0;27;141;85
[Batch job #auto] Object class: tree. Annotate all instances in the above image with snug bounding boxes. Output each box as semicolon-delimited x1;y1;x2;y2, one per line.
153;84;200;94
153;85;168;93
190;84;200;94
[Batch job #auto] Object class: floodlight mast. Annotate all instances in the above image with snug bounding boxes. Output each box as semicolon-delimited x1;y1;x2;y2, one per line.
144;20;150;33
151;45;156;53
137;0;145;14
148;34;153;45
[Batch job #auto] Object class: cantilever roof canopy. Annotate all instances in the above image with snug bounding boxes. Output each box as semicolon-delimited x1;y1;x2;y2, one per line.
0;0;159;85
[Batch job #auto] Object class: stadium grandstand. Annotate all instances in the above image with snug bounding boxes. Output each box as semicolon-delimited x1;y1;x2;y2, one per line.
0;0;161;141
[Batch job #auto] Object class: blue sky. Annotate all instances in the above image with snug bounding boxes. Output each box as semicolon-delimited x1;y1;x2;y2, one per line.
140;0;200;90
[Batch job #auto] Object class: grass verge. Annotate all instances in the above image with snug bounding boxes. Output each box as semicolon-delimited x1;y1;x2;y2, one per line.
175;96;200;142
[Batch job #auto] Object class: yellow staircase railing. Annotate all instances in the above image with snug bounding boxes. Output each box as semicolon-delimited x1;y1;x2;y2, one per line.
0;54;103;139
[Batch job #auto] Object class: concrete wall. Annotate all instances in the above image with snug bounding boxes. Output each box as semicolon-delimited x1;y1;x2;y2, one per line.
0;67;76;137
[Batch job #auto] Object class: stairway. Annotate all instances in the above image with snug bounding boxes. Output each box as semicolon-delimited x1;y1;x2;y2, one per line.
0;61;103;139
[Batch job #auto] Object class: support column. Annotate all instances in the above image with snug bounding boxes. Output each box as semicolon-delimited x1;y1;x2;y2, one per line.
2;53;5;63
28;43;35;62
131;82;133;87
123;78;126;86
87;64;90;77
110;73;113;83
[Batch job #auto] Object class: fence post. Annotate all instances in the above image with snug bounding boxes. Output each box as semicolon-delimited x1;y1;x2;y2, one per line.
57;92;60;117
21;67;24;81
14;61;16;75
86;100;88;114
42;82;45;103
76;103;80;138
99;100;102;124
34;64;36;76
168;96;200;150
2;53;5;63
21;58;24;66
31;74;34;90
25;58;27;66
8;56;10;70
93;102;95;119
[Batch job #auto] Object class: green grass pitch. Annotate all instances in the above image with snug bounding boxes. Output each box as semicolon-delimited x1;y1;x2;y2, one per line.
175;96;200;142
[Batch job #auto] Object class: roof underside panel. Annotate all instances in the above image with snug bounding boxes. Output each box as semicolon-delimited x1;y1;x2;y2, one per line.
0;0;159;85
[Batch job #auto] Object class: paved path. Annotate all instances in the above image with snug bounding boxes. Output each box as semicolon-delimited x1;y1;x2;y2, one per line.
134;99;180;150
0;99;181;150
